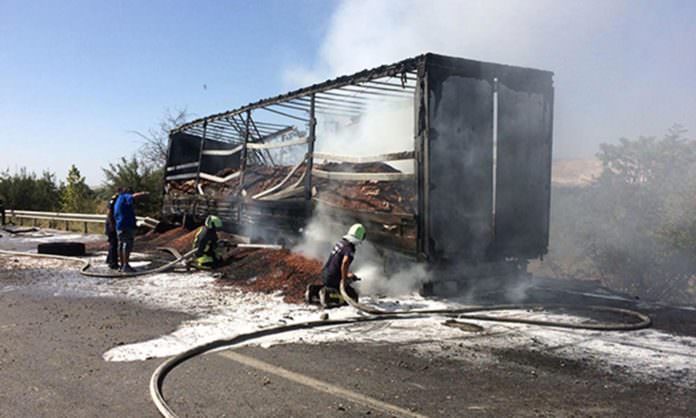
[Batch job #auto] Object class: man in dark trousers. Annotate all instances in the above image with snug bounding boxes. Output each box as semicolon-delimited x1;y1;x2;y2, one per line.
314;223;366;308
113;188;148;273
105;188;122;270
0;198;5;226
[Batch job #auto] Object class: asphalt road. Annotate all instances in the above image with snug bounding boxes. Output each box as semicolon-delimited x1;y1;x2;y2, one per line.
1;285;694;418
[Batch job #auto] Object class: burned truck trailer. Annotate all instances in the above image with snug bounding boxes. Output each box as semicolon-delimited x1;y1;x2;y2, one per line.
163;53;554;276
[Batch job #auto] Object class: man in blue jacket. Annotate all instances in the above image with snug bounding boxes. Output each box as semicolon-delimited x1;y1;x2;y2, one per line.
113;188;148;273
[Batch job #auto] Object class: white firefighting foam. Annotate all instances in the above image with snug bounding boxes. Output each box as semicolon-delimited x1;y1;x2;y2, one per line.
1;230;695;387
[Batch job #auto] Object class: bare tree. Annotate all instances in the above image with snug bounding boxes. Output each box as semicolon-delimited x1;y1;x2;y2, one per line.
131;108;190;169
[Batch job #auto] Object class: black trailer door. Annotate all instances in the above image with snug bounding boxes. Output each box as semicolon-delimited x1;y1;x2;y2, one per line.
425;67;494;260
493;82;553;257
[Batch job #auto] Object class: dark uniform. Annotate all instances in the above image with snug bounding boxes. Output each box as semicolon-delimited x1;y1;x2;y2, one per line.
322;238;355;288
105;193;119;269
320;238;359;302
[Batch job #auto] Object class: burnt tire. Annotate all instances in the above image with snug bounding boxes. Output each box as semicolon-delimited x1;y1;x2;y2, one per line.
37;242;86;257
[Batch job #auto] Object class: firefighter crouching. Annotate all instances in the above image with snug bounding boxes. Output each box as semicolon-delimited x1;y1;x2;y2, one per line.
305;223;365;308
192;215;225;269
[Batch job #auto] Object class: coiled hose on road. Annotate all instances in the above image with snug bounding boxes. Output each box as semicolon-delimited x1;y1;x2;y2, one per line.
149;282;651;418
0;246;653;417
0;248;196;278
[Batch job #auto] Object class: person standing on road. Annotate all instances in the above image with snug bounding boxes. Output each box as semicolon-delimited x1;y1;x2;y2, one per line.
105;188;122;270
0;198;5;226
113;188;148;273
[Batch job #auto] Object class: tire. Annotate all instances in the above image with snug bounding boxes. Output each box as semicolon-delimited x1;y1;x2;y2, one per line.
37;242;86;257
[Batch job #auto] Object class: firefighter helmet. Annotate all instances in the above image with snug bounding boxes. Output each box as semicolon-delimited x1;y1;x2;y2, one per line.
205;215;223;229
344;223;366;244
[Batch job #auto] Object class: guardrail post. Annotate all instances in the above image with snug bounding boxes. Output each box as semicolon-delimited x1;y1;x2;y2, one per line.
83;222;88;233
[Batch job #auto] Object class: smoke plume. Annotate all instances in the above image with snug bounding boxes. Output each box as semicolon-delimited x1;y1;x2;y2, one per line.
293;206;429;296
284;0;695;161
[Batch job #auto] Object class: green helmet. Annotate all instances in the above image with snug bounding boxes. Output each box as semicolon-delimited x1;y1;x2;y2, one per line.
205;215;223;229
344;223;366;244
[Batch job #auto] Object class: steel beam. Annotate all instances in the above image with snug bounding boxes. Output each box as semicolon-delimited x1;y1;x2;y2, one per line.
194;121;208;191
304;94;316;200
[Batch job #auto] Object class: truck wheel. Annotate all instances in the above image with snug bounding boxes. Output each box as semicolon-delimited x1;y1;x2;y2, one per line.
37;242;86;257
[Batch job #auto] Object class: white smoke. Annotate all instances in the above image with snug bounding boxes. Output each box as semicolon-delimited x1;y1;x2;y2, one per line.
315;100;414;172
293;206;344;261
353;262;430;297
284;0;624;87
287;0;630;298
293;206;429;296
283;0;658;160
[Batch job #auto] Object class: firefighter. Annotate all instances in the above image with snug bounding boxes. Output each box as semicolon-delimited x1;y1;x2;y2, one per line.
192;215;224;269
308;223;365;308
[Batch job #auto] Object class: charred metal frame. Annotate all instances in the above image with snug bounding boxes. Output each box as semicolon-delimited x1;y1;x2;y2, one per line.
164;53;554;264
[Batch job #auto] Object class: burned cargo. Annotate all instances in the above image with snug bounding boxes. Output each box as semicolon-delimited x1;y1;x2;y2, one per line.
162;53;554;281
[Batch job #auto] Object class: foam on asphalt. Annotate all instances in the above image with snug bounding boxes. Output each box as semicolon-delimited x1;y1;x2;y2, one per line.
2;229;695;388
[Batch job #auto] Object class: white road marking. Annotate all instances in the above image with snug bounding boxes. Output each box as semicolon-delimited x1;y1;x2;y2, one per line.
218;350;430;418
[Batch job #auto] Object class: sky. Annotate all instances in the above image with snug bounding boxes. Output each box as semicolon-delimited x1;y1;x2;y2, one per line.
1;0;695;185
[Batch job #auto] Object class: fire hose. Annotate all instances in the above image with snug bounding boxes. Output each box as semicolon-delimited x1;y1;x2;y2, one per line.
338;279;652;331
148;282;651;418
0;248;197;278
0;246;653;417
1;227;39;235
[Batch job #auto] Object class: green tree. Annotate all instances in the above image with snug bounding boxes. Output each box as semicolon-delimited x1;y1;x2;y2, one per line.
101;156;163;218
0;168;61;211
131;108;189;169
541;125;696;304
60;165;96;213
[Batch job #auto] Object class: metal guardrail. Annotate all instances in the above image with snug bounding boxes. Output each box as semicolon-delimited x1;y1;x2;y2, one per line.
5;209;159;231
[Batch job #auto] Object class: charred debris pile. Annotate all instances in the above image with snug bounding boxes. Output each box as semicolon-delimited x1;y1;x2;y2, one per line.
104;226;324;303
